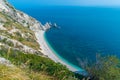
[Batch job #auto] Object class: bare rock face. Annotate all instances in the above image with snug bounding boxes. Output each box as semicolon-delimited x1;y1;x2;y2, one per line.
44;22;51;30
0;0;10;12
0;0;47;55
0;0;51;31
0;57;13;67
0;0;51;65
0;34;42;54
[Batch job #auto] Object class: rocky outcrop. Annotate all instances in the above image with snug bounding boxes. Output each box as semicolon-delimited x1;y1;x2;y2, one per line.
0;35;41;54
0;0;51;66
0;0;10;12
0;57;13;67
0;0;51;31
0;0;52;54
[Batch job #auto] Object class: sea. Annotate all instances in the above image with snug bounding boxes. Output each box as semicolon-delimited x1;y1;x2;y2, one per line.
9;5;120;70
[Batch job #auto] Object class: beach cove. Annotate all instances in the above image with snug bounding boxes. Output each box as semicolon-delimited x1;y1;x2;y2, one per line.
35;30;83;72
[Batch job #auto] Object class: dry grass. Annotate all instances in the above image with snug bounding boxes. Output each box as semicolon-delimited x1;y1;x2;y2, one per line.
0;64;55;80
28;71;55;80
0;64;30;80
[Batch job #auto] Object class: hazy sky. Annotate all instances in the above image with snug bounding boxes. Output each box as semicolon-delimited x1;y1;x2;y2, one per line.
8;0;120;7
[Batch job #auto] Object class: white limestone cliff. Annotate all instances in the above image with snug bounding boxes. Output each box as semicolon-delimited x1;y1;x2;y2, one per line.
0;0;51;31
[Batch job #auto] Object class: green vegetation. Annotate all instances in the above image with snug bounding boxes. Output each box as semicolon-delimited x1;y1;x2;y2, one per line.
3;21;12;30
80;55;120;80
0;45;119;80
1;47;120;80
0;47;81;80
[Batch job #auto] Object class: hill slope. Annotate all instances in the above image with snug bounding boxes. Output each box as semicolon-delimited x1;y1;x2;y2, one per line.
0;0;82;80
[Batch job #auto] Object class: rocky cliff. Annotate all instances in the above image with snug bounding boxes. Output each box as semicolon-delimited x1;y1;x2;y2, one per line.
0;1;82;80
0;0;51;31
0;0;51;56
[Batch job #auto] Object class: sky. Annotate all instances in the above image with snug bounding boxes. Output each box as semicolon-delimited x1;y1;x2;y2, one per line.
8;0;120;7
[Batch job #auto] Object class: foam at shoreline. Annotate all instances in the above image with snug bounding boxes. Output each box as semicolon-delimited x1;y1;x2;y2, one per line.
35;30;83;72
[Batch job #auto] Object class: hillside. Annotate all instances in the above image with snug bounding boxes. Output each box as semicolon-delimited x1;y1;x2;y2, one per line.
0;0;83;80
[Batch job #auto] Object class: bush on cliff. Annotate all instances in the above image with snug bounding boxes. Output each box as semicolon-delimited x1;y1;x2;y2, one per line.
80;55;120;80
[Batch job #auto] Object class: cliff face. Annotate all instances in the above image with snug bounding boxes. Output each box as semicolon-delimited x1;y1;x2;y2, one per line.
0;0;48;55
0;1;81;80
0;0;51;31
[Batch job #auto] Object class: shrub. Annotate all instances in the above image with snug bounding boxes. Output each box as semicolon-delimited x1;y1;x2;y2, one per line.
7;41;14;47
80;55;120;80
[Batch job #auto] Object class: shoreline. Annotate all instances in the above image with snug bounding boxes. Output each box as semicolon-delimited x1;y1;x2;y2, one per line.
35;30;83;72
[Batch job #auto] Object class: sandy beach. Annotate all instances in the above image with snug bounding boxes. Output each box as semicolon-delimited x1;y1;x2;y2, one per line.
35;30;82;72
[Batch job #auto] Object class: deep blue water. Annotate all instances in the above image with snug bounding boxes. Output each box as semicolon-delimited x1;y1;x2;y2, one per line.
13;6;120;68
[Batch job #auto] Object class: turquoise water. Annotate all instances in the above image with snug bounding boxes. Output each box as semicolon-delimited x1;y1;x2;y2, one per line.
9;6;120;70
44;33;83;71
